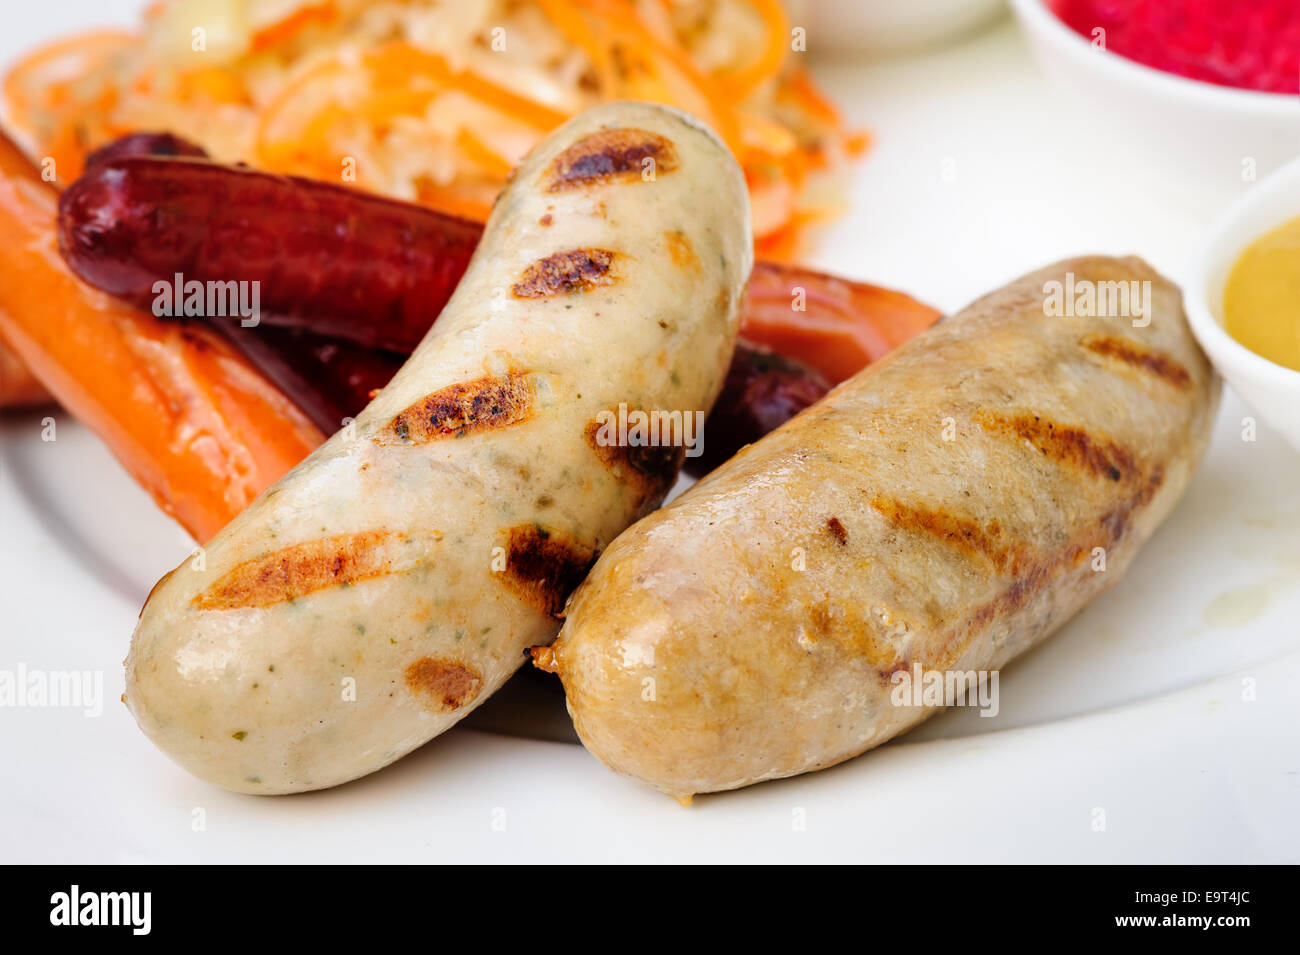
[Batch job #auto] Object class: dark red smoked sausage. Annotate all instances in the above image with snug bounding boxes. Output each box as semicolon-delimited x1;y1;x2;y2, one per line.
55;136;936;459
83;132;209;168
58;157;482;351
217;323;406;435
683;341;831;477
57;150;942;370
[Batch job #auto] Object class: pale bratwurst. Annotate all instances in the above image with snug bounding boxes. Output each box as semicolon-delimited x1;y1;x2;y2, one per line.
125;101;753;793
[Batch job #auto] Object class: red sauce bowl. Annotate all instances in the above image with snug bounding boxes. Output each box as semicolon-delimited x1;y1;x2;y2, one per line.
1011;0;1298;189
1048;0;1300;95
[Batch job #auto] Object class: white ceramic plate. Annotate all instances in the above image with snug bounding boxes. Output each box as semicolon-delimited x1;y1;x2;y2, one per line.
1;4;1298;863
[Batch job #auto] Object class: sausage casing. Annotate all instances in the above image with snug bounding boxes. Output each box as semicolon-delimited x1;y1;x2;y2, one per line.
542;256;1220;799
124;102;752;793
58;155;482;352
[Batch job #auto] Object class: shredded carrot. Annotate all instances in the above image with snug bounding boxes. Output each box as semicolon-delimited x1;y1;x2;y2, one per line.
754;220;802;262
295;103;352;174
714;0;789;101
785;67;841;125
360;87;438;123
364;43;567;130
2;30;133;138
2;30;133;102
255;58;357;167
537;0;616;95
177;67;248;105
250;1;340;55
738;110;799;159
415;180;496;223
585;0;741;151
3;3;867;246
456;128;514;178
130;66;156;97
747;173;796;243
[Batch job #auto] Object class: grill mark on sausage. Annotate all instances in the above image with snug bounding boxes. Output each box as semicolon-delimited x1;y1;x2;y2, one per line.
379;371;533;444
496;524;596;618
192;531;398;609
403;657;482;712
868;496;1029;575
511;248;617;298
546;128;679;191
584;418;684;510
973;410;1137;482
1080;334;1194;390
1098;465;1165;542
914;465;1167;676
826;517;848;545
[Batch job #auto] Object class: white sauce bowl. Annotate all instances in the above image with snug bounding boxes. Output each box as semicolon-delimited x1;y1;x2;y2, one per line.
1186;156;1300;452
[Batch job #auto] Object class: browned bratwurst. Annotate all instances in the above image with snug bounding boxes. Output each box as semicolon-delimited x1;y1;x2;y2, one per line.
536;256;1220;801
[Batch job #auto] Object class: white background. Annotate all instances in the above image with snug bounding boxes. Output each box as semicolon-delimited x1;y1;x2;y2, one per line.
0;2;1297;862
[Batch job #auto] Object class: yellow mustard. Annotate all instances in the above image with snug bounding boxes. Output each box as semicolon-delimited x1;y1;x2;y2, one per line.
1223;215;1300;372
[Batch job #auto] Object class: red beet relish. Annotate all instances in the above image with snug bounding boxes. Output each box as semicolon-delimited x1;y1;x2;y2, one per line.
1048;0;1300;94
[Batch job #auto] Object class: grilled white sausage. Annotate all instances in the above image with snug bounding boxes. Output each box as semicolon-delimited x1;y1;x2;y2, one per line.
538;256;1219;801
125;102;752;793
